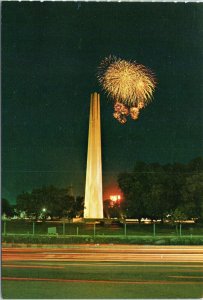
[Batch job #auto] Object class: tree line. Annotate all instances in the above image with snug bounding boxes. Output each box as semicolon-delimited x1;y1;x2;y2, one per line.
2;186;84;220
2;157;203;223
117;157;203;222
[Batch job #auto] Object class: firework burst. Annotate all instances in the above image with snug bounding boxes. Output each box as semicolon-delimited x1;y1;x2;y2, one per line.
98;55;156;106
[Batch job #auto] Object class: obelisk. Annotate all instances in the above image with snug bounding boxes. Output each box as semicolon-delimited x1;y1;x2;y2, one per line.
84;92;103;219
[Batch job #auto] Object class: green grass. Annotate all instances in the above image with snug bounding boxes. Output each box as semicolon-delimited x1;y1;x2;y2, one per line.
2;280;203;299
2;220;203;245
2;220;203;236
2;261;203;298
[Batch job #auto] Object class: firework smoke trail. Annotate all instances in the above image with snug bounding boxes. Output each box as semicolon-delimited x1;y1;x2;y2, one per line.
98;56;156;124
98;56;156;106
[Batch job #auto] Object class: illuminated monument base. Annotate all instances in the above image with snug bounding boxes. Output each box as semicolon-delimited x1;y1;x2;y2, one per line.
84;92;103;219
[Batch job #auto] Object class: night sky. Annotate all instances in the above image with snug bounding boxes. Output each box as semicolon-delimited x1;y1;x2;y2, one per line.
2;2;203;203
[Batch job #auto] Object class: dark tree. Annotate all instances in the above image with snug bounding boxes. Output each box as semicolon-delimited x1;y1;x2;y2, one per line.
118;162;149;221
181;174;203;220
73;196;84;217
2;198;14;217
118;158;203;222
103;199;123;219
16;186;80;219
66;196;84;219
16;192;33;216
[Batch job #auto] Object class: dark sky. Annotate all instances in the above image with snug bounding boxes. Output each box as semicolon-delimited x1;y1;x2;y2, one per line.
2;2;203;203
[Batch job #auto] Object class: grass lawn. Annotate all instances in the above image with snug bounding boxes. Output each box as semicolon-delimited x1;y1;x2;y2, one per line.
3;220;203;236
2;261;203;299
2;280;203;299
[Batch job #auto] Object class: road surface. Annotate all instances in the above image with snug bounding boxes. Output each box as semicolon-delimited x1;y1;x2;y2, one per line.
2;244;203;262
2;244;203;299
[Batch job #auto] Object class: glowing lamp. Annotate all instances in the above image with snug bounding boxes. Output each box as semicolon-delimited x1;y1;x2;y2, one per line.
110;195;121;202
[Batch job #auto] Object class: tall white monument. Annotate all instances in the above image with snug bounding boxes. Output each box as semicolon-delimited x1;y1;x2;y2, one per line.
84;92;103;219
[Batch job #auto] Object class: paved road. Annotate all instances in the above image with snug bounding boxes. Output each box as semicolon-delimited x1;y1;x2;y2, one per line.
2;245;203;262
2;245;203;299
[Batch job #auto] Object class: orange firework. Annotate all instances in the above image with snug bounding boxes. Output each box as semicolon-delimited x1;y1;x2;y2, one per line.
98;55;156;107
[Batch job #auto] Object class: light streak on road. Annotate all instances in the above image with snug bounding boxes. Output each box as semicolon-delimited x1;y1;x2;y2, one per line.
2;245;203;263
2;264;64;269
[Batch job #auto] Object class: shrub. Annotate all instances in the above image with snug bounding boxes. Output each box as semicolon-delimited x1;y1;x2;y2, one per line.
2;234;203;245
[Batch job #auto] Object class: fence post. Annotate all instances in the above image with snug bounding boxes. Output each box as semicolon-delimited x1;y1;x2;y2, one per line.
4;221;6;235
93;223;96;237
153;223;156;237
63;221;65;235
32;222;35;235
179;223;182;236
77;226;79;236
124;223;127;236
